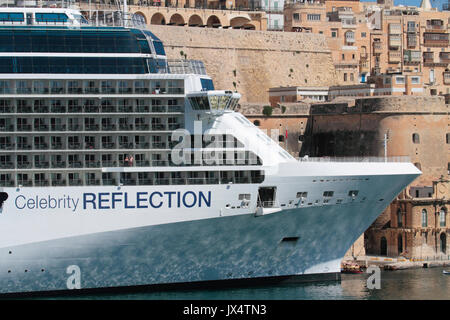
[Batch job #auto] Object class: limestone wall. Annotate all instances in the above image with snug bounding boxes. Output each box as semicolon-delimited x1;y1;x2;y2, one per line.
149;25;338;103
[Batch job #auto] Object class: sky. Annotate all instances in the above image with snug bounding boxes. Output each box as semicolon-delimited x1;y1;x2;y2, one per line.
360;0;447;10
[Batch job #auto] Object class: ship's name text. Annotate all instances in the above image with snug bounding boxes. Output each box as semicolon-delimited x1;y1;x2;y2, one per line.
14;191;211;212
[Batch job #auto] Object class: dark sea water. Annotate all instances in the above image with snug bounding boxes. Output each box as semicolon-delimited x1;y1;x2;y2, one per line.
24;266;450;300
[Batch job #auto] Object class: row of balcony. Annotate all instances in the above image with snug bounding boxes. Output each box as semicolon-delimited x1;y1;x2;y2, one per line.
0;141;175;151
0;105;183;114
0;123;182;133
0;176;260;187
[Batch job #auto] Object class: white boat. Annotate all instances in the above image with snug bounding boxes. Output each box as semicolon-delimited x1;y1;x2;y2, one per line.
0;7;421;294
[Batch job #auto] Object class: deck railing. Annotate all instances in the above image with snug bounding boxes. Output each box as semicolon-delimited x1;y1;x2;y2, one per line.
297;156;411;163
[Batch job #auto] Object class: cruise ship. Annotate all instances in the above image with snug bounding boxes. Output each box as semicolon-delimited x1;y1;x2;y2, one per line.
0;6;421;294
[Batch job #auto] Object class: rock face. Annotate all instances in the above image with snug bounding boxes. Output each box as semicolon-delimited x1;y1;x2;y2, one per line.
149;25;339;103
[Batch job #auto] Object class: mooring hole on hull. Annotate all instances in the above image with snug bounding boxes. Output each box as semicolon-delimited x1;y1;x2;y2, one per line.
280;237;300;243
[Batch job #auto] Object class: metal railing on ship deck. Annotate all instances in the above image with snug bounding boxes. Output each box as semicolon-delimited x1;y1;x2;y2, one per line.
297;156;411;163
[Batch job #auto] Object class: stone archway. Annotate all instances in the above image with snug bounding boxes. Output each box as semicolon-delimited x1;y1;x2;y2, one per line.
230;16;251;29
440;233;447;254
150;12;166;25
169;13;185;26
131;12;147;27
188;14;203;27
243;23;256;30
206;15;221;28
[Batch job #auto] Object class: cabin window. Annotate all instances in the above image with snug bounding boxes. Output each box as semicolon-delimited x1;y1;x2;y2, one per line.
0;12;24;22
35;13;69;23
323;191;334;197
348;190;359;197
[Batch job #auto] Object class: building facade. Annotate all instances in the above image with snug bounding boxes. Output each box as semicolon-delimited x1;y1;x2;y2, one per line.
284;0;450;97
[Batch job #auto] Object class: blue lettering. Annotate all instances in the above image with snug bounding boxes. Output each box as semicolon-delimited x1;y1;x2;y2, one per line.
124;192;135;209
27;198;35;209
111;192;122;209
98;192;110;209
15;195;26;209
83;193;96;209
48;196;57;209
149;192;163;208
136;192;148;209
199;191;211;207
164;191;176;208
182;191;197;208
39;197;47;209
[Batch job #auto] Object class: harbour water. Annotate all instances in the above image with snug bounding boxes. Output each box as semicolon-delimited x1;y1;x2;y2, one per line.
20;266;450;300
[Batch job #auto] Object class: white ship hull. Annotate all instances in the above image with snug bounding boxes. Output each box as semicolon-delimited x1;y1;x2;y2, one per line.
0;161;420;294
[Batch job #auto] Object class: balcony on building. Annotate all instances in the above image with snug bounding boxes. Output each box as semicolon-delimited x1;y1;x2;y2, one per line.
389;34;401;48
423;32;449;47
388;23;402;35
404;50;421;64
341;18;356;29
389;50;402;63
444;71;450;85
407;34;417;48
423;52;435;65
372;41;382;54
426;19;445;31
344;30;355;45
359;60;369;73
439;52;450;64
407;23;416;34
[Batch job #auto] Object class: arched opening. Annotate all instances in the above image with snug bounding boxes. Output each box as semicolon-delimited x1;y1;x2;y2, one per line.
412;133;420;144
398;234;403;255
230;16;251;29
132;12;147;27
206;15;221;28
243;23;256;30
380;236;387;256
188;14;203;27
253;120;260;126
440;233;447;254
169;13;185;26
422;209;427;227
440;207;447;227
150;13;166;25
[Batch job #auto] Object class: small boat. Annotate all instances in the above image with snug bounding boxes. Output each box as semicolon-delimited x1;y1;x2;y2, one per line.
443;270;450;275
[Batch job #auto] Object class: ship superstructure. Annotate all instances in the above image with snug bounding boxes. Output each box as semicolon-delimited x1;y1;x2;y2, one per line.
0;7;421;294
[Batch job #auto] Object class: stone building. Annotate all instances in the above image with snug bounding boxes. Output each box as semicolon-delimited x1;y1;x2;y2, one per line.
147;24;338;103
77;0;268;30
240;95;450;259
284;0;450;97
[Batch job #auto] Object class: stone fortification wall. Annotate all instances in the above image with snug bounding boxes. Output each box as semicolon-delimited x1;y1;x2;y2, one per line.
149;25;338;103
